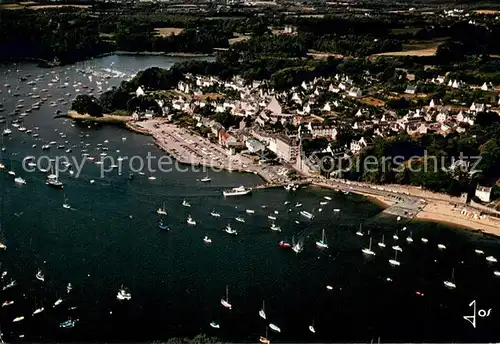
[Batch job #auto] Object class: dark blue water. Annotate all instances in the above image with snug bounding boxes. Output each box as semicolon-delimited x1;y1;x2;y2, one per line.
1;56;500;343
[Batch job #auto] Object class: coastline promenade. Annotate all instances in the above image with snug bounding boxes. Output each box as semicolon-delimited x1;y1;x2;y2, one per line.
129;120;295;186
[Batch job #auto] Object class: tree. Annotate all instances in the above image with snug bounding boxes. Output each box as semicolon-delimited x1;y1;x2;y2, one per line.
71;95;103;117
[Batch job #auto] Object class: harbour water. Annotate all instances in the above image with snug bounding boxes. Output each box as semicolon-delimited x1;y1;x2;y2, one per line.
1;55;500;342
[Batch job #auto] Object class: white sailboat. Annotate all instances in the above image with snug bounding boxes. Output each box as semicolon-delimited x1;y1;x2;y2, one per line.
259;300;266;320
389;251;400;266
210;321;220;329
316;229;328;249
35;269;44;282
224;223;237;235
210;210;220;217
63;195;70;209
443;268;456;289
309;318;316;334
220;285;232;309
406;231;413;243
187;215;196;226
182;199;191;207
362;237;376;256
157;203;167;215
292;236;304;254
355;224;364;236
203;236;212;244
378;234;386;248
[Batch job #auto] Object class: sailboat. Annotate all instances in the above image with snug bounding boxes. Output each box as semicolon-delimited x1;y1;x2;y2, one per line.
224;223;238;235
35;270;45;282
210;210;221;217
406;231;413;243
362;237;376;256
292;236;303;254
259;301;266;319
309;318;316;334
259;328;271;344
63;195;70;209
182;199;191;207
378;234;386;248
220;285;232;309
157;203;167;215
389;251;400;266
355;224;364;236
316;229;328;249
443;268;456;289
187;215;196;226
159;220;169;230
210;321;220;329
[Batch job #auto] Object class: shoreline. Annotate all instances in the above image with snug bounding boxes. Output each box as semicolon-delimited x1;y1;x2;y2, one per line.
313;180;500;237
69;116;500;237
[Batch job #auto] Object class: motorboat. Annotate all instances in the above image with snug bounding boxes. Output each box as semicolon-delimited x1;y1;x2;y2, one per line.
210;321;220;329
203;236;212;244
60;319;77;328
159;221;169;230
324;196;332;200
300;210;314;219
200;174;211;182
268;215;277;221
475;249;484;255
224;224;238;235
13;316;24;323
246;209;255;214
223;186;251;197
36;270;44;282
437;244;446;250
486;256;497;263
295;202;302;208
14;177;26;185
67;283;72;293
32;307;44;315
220;285;232;309
53;298;63;307
316;229;328;249
235;217;245;223
279;240;291;249
2;300;14;307
3;280;16;290
210;210;220;217
269;323;281;333
157;203;167;215
421;237;429;243
270;223;281;232
187;215;196;226
117;287;131;301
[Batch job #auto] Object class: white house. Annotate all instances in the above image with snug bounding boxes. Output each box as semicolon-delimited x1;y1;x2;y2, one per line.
348;87;362;98
136;86;145;97
475;185;492;203
405;85;417;94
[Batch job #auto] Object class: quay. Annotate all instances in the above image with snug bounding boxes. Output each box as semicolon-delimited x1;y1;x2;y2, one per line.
131;120;297;185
